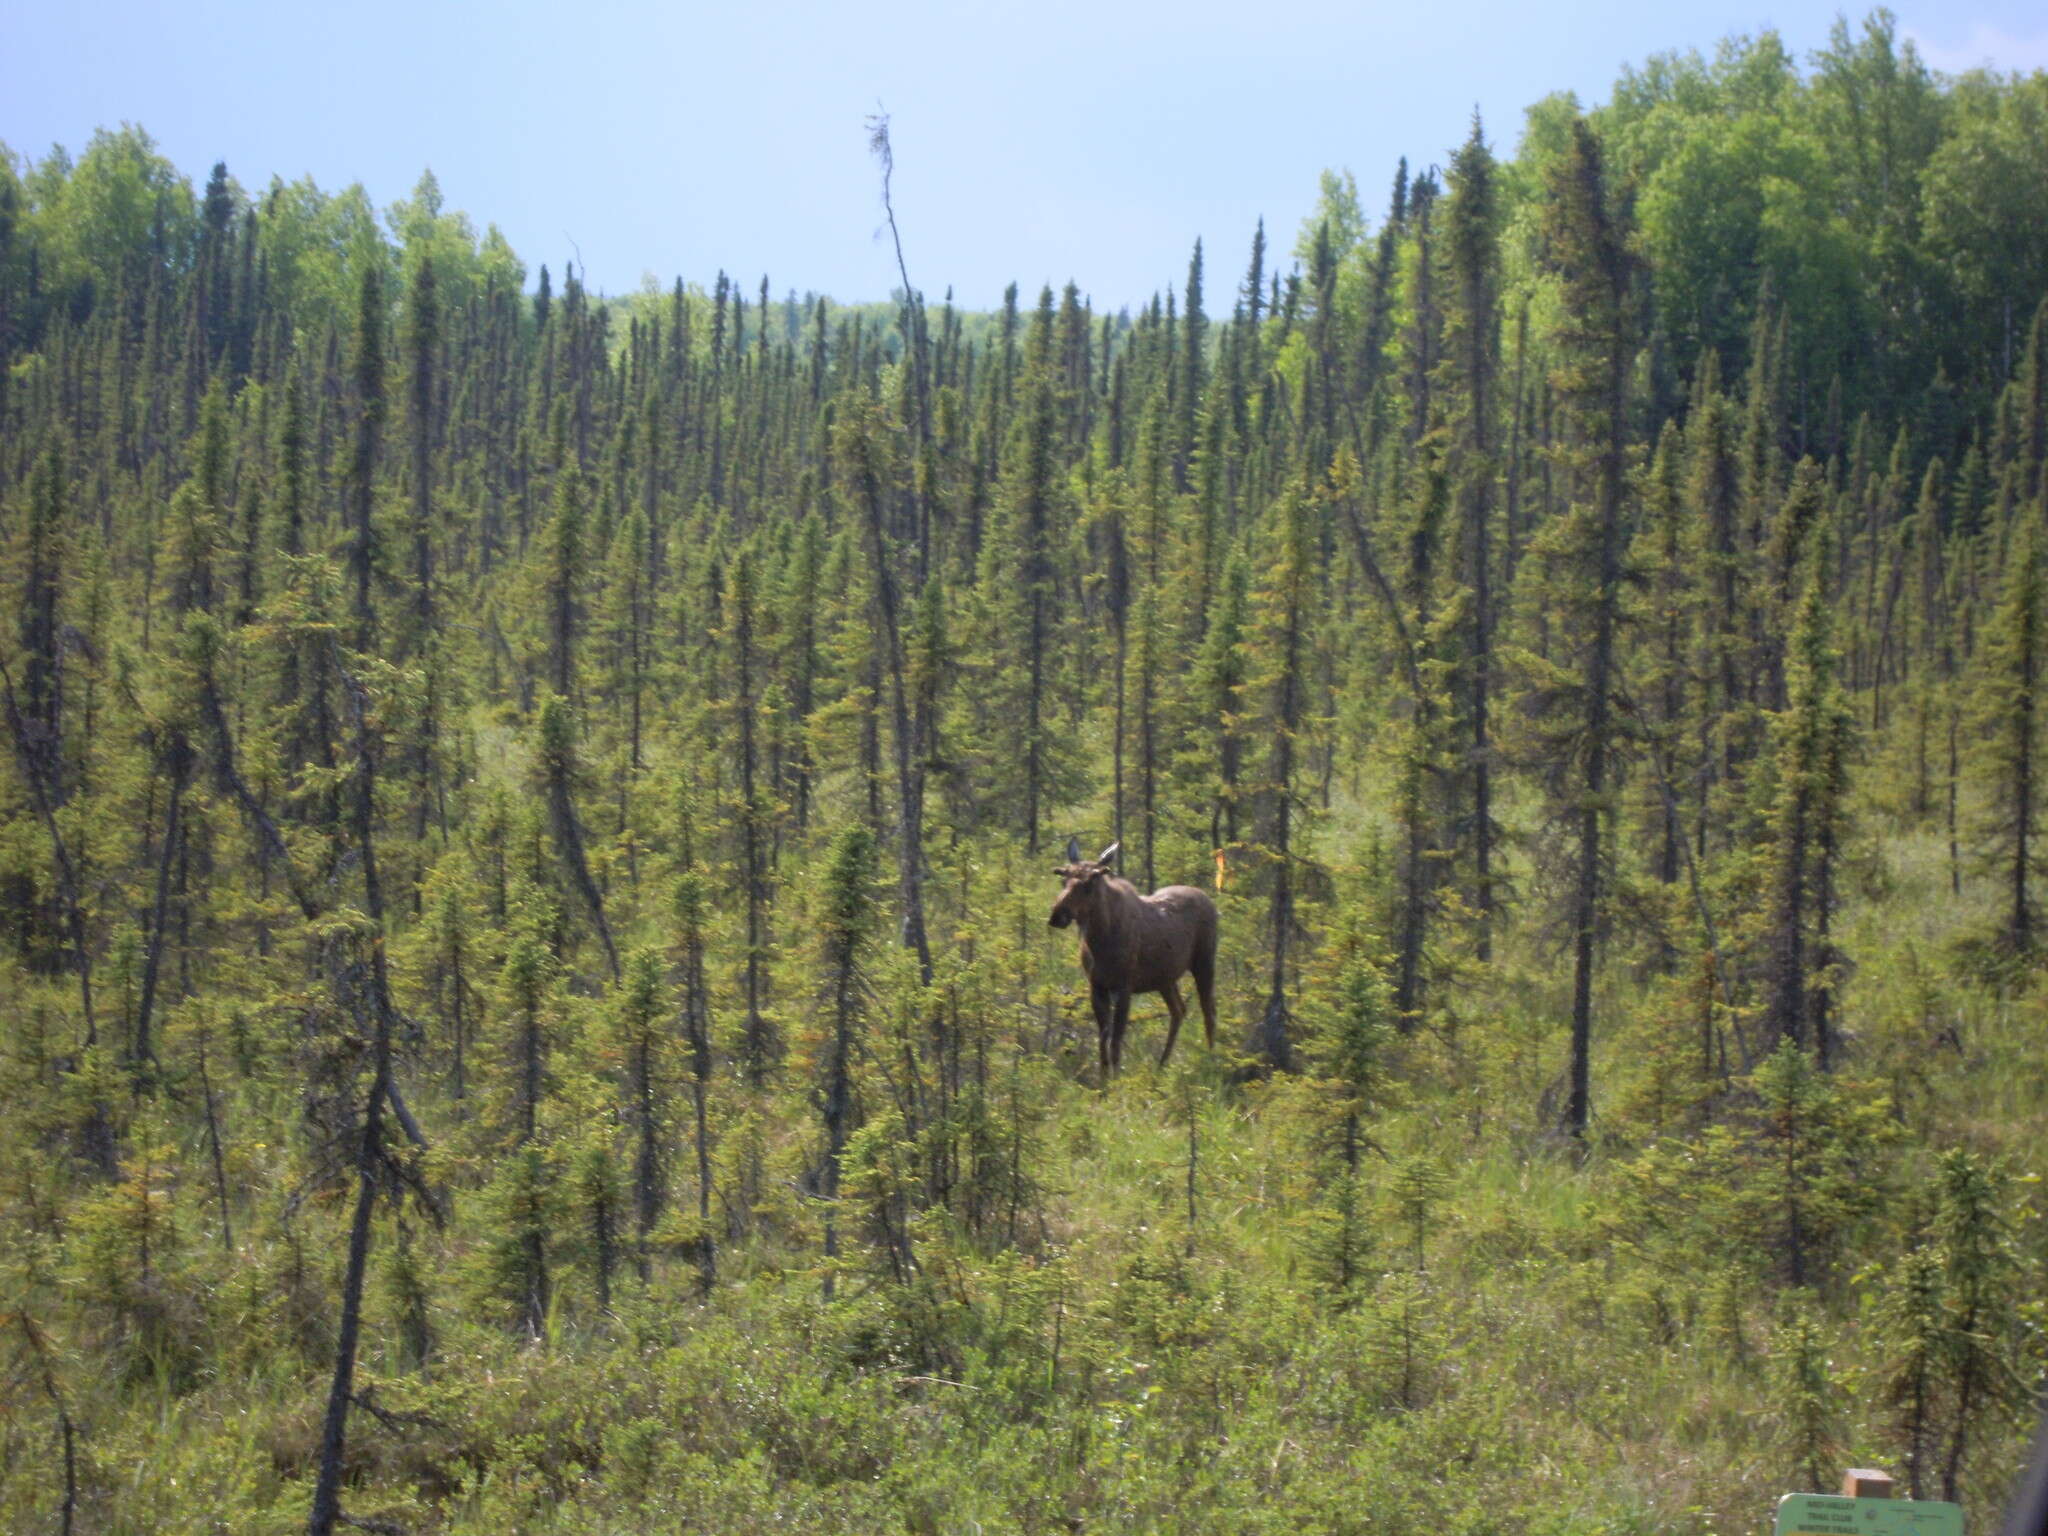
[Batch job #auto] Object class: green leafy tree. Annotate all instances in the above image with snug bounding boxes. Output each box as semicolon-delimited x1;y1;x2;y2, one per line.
1769;1300;1840;1493
1522;116;1635;1142
1244;478;1320;1072
815;823;875;1300
1441;115;1503;952
1933;1150;2028;1502
1974;522;2046;960
1762;492;1854;1063
1877;1242;1945;1498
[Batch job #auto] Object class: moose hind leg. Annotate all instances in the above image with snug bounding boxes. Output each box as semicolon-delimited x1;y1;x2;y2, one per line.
1159;984;1187;1068
1193;945;1218;1050
1110;990;1134;1075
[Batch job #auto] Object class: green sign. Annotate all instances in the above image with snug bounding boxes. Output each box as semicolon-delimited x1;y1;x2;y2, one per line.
1774;1495;1963;1536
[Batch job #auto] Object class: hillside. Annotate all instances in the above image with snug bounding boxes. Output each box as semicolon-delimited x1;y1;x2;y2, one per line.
2;14;2046;1533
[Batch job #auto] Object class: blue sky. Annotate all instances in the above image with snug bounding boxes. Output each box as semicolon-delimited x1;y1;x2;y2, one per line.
7;0;2046;312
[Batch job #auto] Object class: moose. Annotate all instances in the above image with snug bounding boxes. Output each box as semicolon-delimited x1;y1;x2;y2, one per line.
1049;839;1219;1079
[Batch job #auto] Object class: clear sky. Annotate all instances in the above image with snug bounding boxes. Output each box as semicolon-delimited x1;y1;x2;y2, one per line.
7;0;2046;314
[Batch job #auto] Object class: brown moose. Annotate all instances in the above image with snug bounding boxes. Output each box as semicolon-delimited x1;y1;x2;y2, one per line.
1048;840;1219;1078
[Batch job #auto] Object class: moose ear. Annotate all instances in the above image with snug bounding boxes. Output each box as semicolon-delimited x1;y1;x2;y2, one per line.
1095;841;1121;868
1065;835;1082;864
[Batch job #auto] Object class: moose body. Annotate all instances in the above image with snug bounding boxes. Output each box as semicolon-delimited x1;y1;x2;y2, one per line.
1049;843;1218;1078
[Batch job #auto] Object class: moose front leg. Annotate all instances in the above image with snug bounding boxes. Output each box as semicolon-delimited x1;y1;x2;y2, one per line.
1091;983;1115;1084
1109;989;1134;1075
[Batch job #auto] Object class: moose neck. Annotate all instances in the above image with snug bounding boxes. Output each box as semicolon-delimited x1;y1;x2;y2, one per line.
1078;877;1141;945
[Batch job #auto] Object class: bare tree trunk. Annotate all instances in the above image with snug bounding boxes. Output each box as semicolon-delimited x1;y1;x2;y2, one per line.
199;1023;232;1251
633;1035;658;1283
309;660;401;1536
851;443;934;983
1947;702;1961;897
135;733;194;1073
1113;618;1126;863
0;658;97;1045
15;1315;78;1536
306;1088;381;1536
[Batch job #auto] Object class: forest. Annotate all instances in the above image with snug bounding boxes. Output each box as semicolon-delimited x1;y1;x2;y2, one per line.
1;10;2046;1532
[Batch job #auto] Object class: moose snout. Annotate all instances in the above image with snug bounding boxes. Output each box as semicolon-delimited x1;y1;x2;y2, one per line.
1049;909;1071;929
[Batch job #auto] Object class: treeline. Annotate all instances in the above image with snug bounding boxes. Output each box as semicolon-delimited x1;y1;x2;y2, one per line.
1;11;2045;1530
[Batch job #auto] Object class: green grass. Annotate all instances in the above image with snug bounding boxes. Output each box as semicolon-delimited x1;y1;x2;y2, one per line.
3;778;2043;1534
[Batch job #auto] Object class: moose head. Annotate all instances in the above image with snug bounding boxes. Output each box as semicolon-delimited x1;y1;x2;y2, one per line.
1049;840;1120;929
